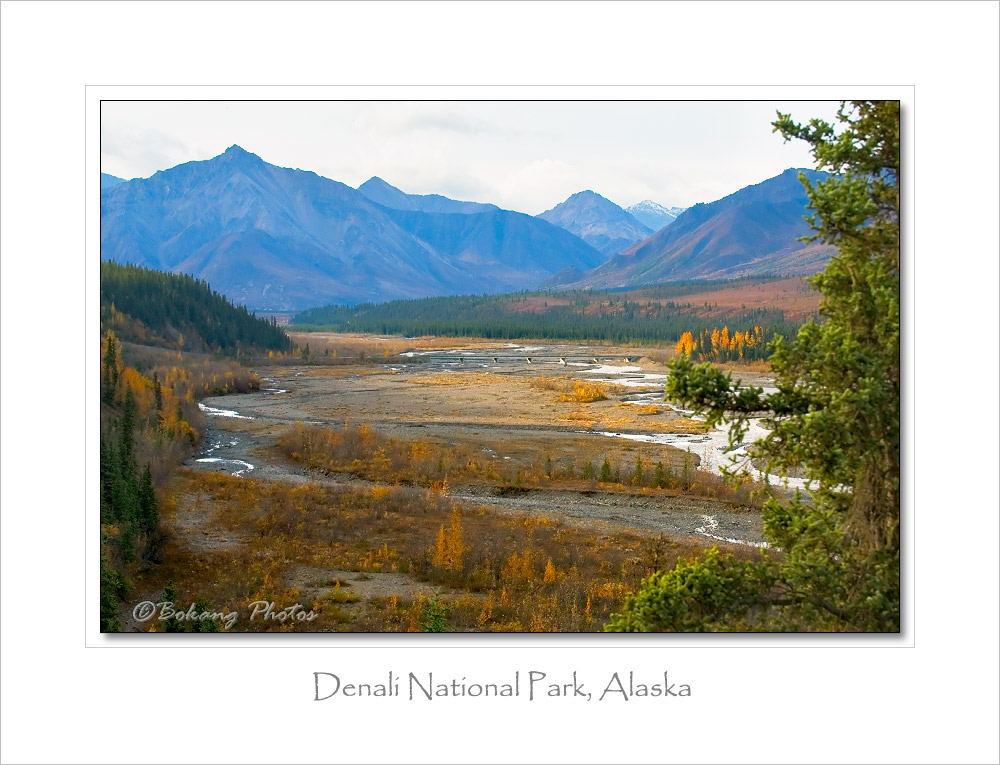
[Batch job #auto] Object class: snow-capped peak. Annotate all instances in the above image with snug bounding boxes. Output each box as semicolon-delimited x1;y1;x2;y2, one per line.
624;200;687;231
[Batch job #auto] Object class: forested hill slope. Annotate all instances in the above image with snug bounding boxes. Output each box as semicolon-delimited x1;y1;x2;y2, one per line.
100;262;293;353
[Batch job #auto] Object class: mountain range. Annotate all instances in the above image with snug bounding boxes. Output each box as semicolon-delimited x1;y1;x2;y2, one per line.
357;176;499;214
101;172;125;190
536;190;652;256
100;147;604;311
545;169;835;290
101;148;835;311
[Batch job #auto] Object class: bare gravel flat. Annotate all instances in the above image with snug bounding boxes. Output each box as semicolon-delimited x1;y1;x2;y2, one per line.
185;340;768;548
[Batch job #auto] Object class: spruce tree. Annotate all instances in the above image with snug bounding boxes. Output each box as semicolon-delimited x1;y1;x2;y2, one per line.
152;373;163;413
163;581;185;632
118;388;137;478
608;101;900;632
631;453;645;486
99;436;116;521
99;551;126;632
102;333;118;404
654;461;666;489
138;463;158;534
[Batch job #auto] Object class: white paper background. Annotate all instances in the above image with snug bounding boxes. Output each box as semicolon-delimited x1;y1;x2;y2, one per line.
2;2;998;763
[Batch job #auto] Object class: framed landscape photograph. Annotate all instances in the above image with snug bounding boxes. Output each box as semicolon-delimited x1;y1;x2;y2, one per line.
96;97;901;635
5;1;1000;762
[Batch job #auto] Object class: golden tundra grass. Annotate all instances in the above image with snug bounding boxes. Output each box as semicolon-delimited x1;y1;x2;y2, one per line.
146;468;762;633
406;372;512;387
274;421;767;504
531;375;627;402
285;332;525;364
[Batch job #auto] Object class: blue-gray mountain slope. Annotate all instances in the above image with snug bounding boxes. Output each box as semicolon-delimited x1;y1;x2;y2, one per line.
358;177;607;284
547;169;836;289
357;176;499;214
101;172;125;190
100;147;607;310
375;204;608;290
536;190;652;256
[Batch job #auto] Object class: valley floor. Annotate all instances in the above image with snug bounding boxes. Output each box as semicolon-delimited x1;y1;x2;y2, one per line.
123;337;774;633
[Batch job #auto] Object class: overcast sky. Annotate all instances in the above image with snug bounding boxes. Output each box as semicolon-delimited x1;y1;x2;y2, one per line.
101;100;841;215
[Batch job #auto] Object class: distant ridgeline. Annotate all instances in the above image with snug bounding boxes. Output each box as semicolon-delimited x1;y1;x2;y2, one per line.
291;282;801;347
100;262;293;354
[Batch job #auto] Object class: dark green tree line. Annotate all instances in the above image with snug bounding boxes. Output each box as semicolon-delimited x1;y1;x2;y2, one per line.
101;261;293;353
292;291;799;348
100;342;162;632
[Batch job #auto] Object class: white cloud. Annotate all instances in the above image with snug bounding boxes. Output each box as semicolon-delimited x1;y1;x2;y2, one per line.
499;158;586;214
100;100;841;214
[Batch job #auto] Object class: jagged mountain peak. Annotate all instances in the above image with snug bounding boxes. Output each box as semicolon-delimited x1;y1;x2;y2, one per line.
360;175;393;189
101;172;126;190
357;176;498;214
536;190;651;257
101;148;602;311
213;145;269;172
629;199;672;213
551;168;835;290
625;200;687;232
222;144;258;159
542;189;622;213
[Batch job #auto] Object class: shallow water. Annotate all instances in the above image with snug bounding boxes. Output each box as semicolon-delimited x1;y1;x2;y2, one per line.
198;403;254;420
694;514;771;549
200;344;809;492
258;377;288;394
391;343;809;489
195;456;255;477
575;363;813;491
597;416;814;492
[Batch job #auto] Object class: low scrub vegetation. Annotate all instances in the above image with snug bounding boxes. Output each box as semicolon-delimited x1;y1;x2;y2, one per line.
531;375;624;402
142;470;763;632
276;422;768;506
248;333;498;366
